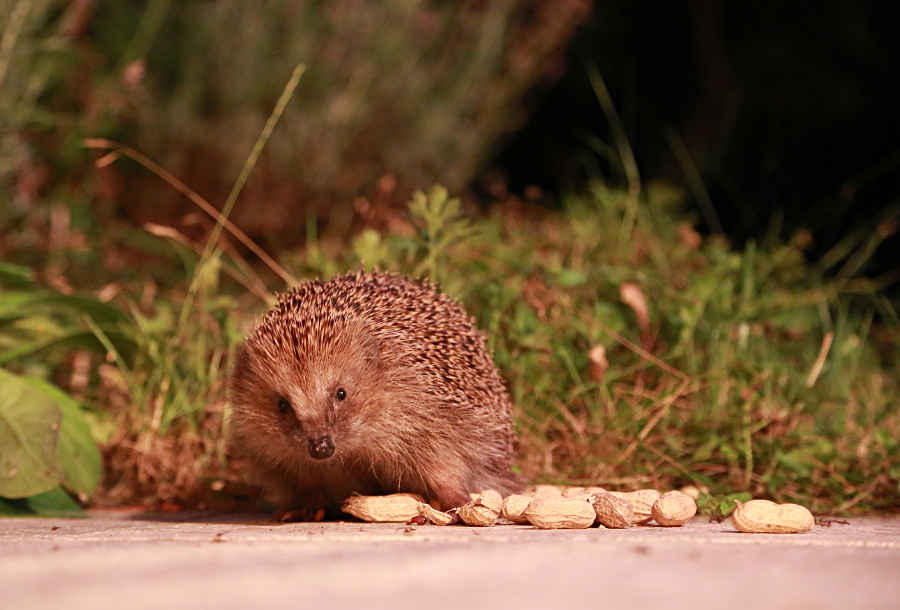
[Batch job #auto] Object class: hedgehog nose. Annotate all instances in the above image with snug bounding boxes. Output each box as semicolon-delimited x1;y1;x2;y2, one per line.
308;435;335;460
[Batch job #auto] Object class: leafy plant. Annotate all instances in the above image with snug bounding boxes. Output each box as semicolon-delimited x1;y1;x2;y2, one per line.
0;260;134;367
0;369;100;516
407;185;478;283
0;262;127;514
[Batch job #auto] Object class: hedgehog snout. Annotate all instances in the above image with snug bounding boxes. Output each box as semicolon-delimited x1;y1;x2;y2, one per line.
308;434;335;460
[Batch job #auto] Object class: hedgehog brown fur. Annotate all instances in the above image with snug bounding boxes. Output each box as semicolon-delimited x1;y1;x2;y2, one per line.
229;271;521;518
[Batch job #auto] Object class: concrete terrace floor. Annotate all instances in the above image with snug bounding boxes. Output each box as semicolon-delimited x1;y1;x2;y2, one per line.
1;511;898;610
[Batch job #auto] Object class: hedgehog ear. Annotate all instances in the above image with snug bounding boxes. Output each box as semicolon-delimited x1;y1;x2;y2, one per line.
342;320;382;368
359;332;382;366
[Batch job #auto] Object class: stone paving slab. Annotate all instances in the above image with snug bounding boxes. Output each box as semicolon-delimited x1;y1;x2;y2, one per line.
1;511;898;609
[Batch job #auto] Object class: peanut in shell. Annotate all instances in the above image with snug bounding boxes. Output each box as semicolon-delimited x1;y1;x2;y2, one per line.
524;497;596;530
731;499;814;534
651;490;697;526
608;489;662;524
341;493;425;522
500;494;533;524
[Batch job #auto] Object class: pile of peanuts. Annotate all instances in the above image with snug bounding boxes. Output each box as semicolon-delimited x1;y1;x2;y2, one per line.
341;485;816;534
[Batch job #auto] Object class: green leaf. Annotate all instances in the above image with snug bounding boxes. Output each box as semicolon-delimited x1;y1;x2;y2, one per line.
0;291;128;326
0;326;135;365
22;486;84;516
28;294;129;325
352;229;390;271
0;262;34;288
0;292;35;322
21;377;101;497
0;496;31;516
719;492;753;516
0;486;83;517
0;369;62;498
556;269;588;288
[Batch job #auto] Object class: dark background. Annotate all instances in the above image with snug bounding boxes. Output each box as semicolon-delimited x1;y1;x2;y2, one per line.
495;1;900;284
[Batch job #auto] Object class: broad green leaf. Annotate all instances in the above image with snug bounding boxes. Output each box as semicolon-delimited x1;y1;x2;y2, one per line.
0;496;30;516
21;486;84;516
21;377;101;496
0;369;61;498
0;486;83;517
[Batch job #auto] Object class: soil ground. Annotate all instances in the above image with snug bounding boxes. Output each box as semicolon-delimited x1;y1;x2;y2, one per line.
1;511;898;609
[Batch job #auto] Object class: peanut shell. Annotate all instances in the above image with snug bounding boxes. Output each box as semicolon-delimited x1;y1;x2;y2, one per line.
608;489;662;524
524;497;596;530
731;499;814;534
591;493;634;529
651;490;697;526
418;502;455;526
500;494;533;524
341;493;425;522
458;490;502;527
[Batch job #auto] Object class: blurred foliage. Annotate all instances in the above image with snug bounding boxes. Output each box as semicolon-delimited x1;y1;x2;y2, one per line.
0;264;110;514
0;250;239;507
0;261;126;513
61;0;588;240
0;0;69;132
0;262;133;370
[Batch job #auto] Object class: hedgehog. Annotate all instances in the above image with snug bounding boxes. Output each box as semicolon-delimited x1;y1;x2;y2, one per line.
229;270;521;519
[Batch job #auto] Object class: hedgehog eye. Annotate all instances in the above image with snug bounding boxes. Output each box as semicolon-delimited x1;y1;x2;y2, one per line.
335;388;347;402
277;398;292;414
